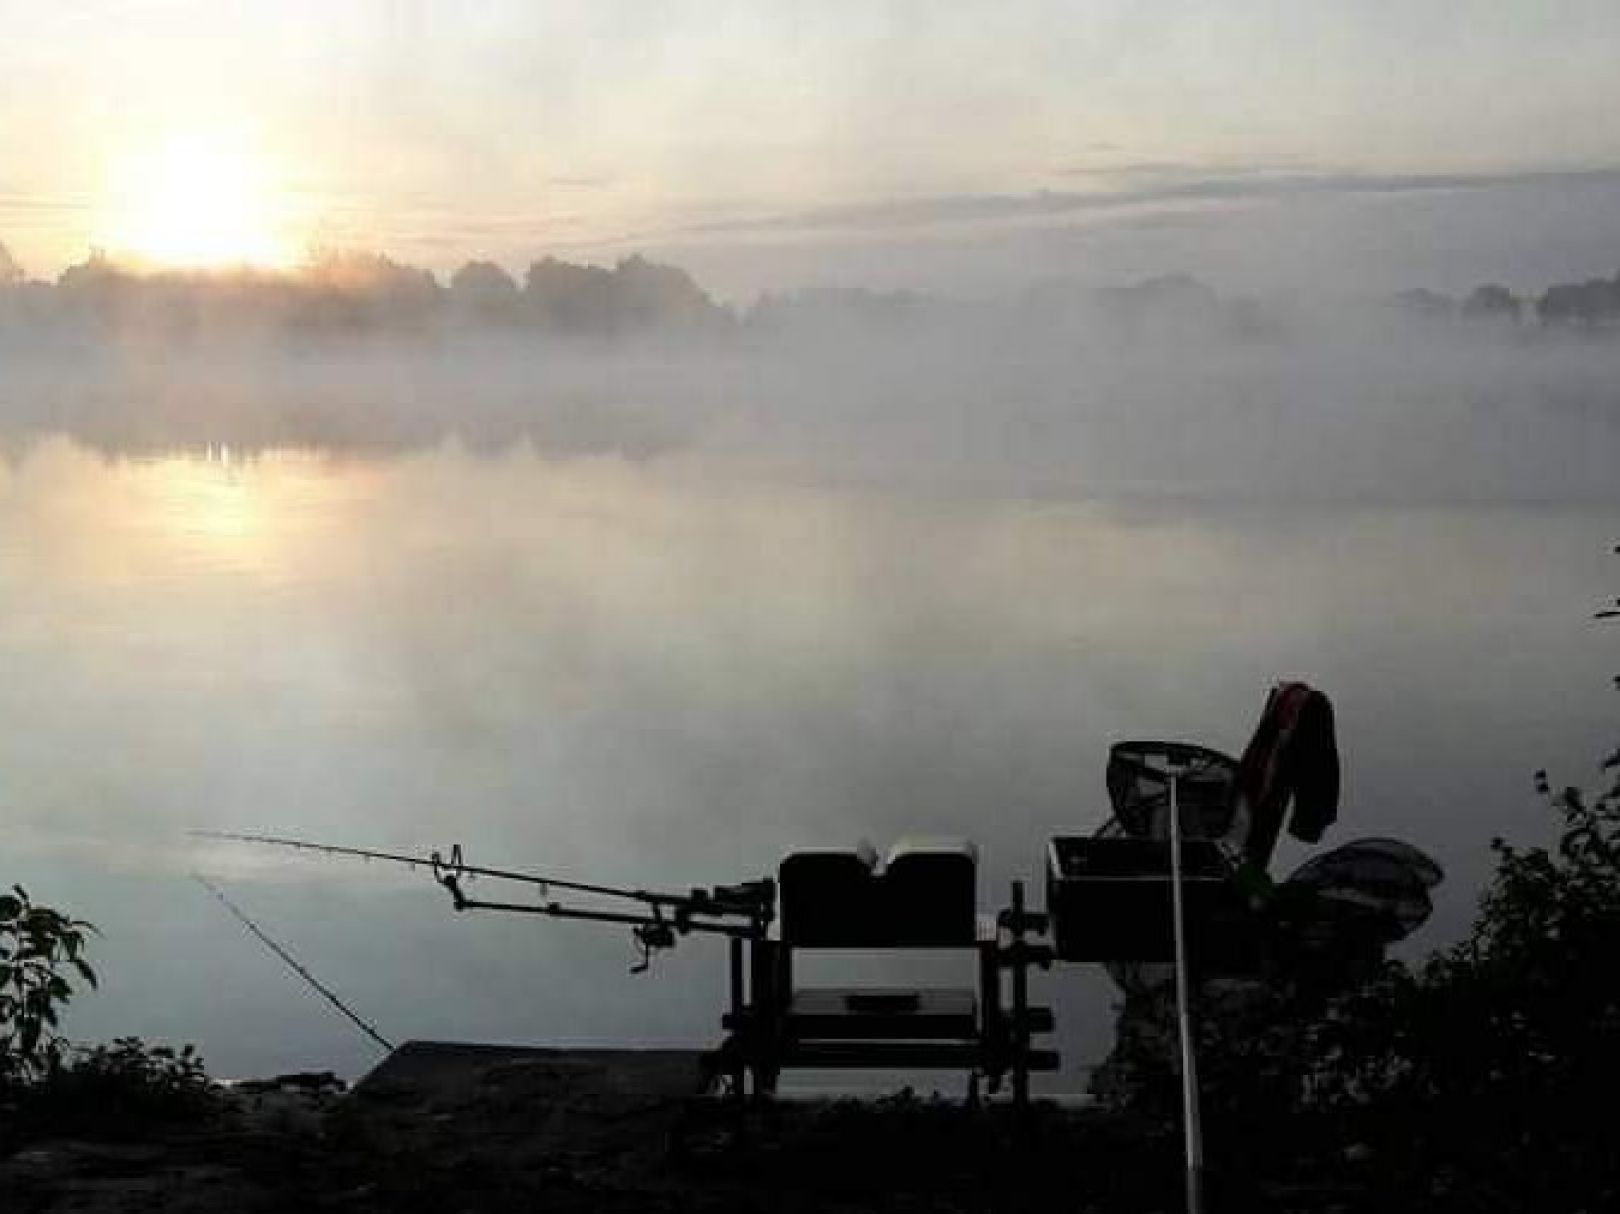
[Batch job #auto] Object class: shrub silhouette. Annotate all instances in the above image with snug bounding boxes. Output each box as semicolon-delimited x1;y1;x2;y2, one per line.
0;885;96;1086
1106;555;1620;1210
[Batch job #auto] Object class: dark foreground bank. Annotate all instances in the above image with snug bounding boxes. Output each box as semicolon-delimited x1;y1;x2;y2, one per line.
1;1040;1445;1214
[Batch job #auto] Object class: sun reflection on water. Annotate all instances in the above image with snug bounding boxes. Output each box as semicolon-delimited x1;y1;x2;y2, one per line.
127;444;367;582
157;444;265;545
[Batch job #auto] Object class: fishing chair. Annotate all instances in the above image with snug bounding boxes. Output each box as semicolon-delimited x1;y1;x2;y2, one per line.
716;838;1056;1103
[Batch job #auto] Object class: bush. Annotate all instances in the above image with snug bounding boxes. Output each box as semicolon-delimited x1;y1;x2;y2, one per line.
1090;740;1617;1207
4;888;216;1144
1149;564;1620;1209
1290;753;1620;1210
0;885;96;1086
17;1037;217;1136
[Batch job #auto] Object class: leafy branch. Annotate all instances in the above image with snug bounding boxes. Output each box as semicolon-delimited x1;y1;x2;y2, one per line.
0;885;97;1085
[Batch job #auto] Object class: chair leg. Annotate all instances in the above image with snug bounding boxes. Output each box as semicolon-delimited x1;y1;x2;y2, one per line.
728;937;748;1104
979;935;1003;1093
1010;880;1030;1113
747;938;786;1099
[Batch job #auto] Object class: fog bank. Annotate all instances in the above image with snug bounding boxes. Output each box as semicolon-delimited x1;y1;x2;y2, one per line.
2;286;1618;504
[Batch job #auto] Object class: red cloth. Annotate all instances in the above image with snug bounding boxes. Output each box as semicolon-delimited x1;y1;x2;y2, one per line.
1234;682;1340;868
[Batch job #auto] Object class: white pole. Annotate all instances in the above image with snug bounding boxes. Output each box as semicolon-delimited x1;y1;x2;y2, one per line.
1167;768;1205;1214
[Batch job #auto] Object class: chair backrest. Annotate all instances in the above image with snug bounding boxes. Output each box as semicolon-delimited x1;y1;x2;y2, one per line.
778;839;978;948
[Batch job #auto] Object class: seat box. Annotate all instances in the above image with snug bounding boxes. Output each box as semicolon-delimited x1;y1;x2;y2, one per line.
1046;837;1258;965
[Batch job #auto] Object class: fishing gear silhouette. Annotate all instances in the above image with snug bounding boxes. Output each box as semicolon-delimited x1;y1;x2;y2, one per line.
193;872;394;1053
191;830;775;973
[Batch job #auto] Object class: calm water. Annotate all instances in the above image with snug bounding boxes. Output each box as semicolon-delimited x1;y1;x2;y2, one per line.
2;436;1613;1084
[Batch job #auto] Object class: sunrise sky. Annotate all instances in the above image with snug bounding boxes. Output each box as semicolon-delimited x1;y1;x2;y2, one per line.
4;1;1620;296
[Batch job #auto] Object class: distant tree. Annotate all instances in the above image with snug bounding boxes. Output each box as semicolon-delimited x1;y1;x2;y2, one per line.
296;248;443;332
1097;274;1218;315
56;248;125;291
1536;274;1620;329
1089;275;1224;338
0;239;22;285
523;254;725;335
611;253;726;331
51;249;139;328
524;256;618;333
1461;283;1522;323
301;248;439;296
448;259;522;326
1392;287;1456;320
450;259;519;297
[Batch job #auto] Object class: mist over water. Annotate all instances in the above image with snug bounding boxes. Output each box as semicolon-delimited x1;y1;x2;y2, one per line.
3;302;1618;501
1;306;1616;1085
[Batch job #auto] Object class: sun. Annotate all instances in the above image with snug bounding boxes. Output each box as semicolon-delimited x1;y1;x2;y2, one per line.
100;134;298;271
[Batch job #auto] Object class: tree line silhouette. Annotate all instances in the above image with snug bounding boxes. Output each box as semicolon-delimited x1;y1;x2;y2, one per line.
1396;274;1620;328
0;245;733;340
3;237;1620;339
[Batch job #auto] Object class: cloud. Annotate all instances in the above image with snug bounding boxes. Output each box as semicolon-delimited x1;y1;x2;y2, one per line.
544;174;615;191
1057;155;1317;181
657;165;1620;240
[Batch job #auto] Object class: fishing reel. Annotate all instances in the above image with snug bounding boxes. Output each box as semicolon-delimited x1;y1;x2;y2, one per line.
628;879;778;973
631;911;678;974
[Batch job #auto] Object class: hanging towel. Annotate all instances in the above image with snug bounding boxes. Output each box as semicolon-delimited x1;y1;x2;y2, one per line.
1286;688;1340;844
1234;682;1340;867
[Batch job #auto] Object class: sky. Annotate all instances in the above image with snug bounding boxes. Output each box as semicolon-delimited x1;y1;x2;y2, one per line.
3;1;1620;297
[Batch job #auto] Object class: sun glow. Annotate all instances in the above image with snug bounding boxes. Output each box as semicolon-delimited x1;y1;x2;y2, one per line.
135;446;353;579
100;135;299;270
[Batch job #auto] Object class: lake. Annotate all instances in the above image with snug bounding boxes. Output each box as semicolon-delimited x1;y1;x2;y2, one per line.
1;435;1613;1086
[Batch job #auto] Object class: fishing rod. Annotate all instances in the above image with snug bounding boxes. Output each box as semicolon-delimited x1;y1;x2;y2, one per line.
193;829;689;904
193;873;394;1054
191;830;776;972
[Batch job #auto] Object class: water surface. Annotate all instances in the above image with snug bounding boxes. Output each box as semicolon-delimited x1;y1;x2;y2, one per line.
2;437;1612;1084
